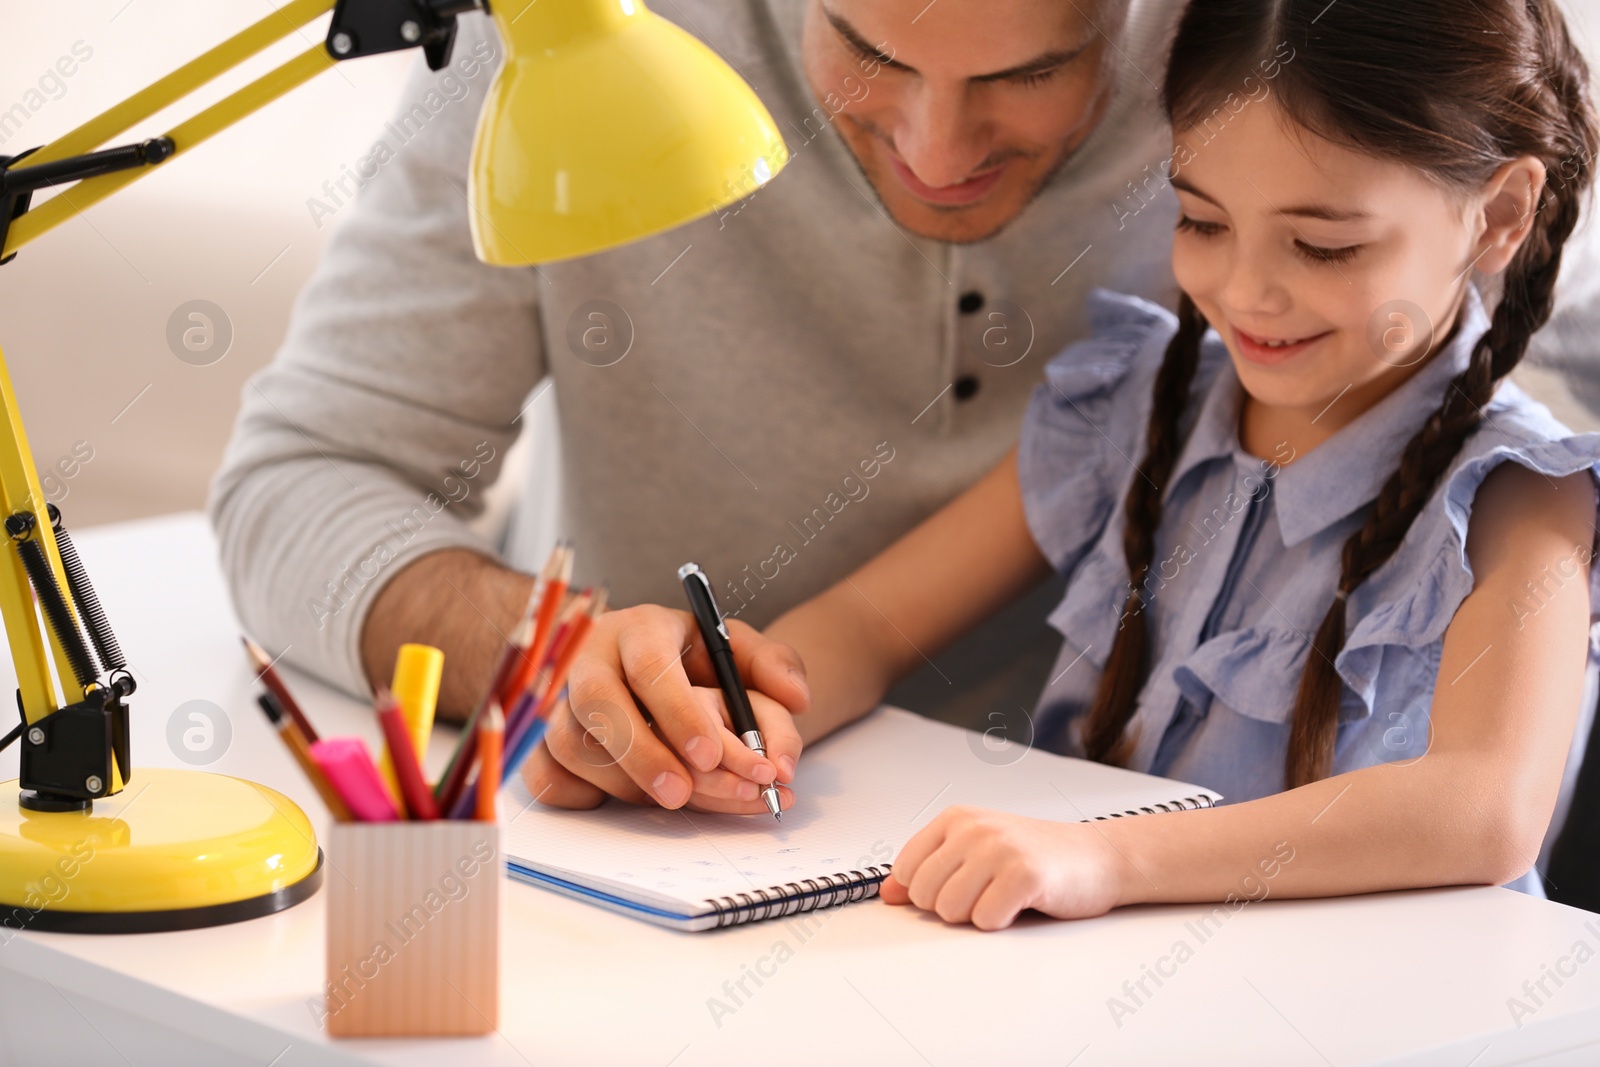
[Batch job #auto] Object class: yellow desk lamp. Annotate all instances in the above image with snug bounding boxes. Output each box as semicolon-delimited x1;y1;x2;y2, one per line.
0;0;787;933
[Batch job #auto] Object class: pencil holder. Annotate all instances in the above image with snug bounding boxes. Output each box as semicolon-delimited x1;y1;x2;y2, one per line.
322;820;502;1037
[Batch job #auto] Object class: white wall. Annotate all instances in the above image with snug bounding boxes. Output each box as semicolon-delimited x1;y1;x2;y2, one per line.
0;2;416;526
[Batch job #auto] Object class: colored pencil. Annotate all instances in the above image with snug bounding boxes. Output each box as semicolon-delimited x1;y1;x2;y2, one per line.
432;585;541;811
243;635;320;743
376;688;439;820
494;544;572;711
475;702;504;822
500;716;551;791
435;544;574;813
525;543;574;668
453;714;552;819
489;589;607;813
529;588;606;724
256;692;352;822
504;589;591;745
499;689;538;777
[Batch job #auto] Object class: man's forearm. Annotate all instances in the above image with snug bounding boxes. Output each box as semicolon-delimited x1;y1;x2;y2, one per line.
359;548;534;722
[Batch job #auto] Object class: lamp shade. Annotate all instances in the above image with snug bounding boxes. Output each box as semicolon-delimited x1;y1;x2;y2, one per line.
469;0;790;265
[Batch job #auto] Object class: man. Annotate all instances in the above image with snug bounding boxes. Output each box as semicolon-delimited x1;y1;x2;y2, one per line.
211;0;1185;809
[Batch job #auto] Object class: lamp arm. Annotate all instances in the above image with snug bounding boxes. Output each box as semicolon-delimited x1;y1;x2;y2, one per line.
0;0;486;261
0;0;481;808
1;45;336;260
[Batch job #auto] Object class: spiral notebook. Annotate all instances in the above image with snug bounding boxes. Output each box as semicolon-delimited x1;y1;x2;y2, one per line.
503;707;1222;931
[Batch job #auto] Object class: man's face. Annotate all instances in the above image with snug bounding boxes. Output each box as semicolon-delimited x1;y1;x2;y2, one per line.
799;0;1115;244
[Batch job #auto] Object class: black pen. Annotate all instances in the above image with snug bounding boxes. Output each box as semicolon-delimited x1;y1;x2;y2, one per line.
678;562;784;820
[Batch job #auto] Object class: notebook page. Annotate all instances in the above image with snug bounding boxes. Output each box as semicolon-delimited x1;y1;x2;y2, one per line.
504;707;1221;916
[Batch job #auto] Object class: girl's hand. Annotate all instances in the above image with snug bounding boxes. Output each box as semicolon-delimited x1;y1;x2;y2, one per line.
880;807;1131;930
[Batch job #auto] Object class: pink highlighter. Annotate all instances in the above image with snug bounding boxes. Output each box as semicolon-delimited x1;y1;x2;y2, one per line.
309;738;400;822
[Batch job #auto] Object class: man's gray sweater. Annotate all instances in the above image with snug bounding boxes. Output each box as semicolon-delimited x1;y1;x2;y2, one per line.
208;0;1184;724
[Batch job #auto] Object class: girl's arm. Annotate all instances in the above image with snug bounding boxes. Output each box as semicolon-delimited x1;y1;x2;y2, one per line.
768;446;1054;744
885;463;1597;928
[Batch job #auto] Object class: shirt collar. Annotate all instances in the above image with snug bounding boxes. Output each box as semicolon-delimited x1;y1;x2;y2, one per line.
1164;287;1492;548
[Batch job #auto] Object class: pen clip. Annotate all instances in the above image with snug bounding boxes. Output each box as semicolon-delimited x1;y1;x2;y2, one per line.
677;563;730;641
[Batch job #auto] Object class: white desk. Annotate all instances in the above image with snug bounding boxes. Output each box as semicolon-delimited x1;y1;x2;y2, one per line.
2;513;1600;1067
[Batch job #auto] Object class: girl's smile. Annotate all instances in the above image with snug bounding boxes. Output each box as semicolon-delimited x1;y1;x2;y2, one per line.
1230;323;1336;365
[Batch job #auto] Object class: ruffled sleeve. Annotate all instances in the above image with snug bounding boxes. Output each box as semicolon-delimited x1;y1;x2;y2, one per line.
1174;626;1315;722
1018;289;1175;577
1336;393;1600;709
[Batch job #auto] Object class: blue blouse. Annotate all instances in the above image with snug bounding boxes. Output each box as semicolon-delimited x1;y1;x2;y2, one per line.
1020;288;1600;896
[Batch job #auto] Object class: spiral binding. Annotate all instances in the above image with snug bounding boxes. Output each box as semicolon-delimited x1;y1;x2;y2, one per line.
704;865;893;929
697;795;1210;927
1094;794;1215;819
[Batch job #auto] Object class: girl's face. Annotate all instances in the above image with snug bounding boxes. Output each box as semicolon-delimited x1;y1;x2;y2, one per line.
1170;100;1488;421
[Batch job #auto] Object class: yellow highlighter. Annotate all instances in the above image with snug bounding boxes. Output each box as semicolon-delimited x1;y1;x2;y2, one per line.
378;643;445;796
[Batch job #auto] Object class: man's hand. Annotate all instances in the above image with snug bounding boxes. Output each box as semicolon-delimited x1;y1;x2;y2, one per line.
521;604;811;812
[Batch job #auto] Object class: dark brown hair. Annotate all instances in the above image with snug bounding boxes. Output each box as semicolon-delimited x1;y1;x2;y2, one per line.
1082;0;1599;787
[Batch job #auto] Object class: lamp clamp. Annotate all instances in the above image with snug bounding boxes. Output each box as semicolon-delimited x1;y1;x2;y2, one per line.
16;685;128;812
326;0;484;70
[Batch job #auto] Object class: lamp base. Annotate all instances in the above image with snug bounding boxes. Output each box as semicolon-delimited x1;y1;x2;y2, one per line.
0;767;323;934
17;790;89;813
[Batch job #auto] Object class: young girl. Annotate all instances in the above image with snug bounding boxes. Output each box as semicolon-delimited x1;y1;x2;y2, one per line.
807;0;1600;928
532;0;1600;928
